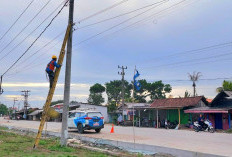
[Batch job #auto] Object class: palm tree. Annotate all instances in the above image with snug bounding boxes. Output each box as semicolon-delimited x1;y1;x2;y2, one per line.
188;72;202;97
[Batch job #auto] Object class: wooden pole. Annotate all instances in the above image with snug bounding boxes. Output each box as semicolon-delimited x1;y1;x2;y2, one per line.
156;109;159;128
33;24;71;148
178;109;181;125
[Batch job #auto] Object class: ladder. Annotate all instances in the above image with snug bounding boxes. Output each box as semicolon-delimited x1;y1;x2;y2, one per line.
33;24;71;148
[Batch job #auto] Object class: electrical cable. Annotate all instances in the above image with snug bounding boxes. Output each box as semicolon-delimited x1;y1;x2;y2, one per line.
76;0;130;24
73;0;168;47
0;0;35;42
77;0;168;29
0;0;51;55
0;0;67;63
1;0;69;76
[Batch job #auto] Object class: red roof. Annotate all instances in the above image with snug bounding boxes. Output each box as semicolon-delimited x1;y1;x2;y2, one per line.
150;96;205;109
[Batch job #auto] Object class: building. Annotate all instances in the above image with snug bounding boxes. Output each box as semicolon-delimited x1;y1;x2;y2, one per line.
150;96;208;127
28;109;43;121
185;91;232;130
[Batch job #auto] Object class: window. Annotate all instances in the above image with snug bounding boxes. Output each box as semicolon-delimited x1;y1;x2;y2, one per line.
75;112;81;118
87;112;102;117
69;112;76;118
80;113;85;117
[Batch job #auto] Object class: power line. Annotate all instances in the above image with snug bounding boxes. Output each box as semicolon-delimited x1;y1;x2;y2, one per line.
0;0;35;42
0;0;67;63
76;0;130;24
1;0;69;77
77;0;168;29
141;51;232;69
0;0;51;55
73;0;168;47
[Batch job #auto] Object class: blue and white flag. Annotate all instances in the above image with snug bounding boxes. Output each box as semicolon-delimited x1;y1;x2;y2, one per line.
133;70;141;91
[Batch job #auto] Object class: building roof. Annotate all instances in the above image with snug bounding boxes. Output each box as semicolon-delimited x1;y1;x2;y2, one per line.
210;91;232;107
184;107;229;113
28;109;43;116
150;96;207;109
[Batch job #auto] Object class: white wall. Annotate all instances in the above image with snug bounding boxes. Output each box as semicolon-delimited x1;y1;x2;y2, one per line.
79;104;109;122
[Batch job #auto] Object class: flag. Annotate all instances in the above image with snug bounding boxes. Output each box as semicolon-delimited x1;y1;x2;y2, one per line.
133;70;141;91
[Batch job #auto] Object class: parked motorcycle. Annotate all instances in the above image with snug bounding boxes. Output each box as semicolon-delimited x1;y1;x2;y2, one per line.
193;119;215;133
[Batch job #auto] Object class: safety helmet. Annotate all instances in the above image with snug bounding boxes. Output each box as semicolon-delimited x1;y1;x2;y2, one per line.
52;55;57;59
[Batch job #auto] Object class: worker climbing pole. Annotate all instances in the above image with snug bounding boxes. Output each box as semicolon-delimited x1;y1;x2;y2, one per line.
33;23;72;148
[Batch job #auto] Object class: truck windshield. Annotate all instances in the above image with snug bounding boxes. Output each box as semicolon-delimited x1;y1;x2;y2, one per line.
87;112;102;117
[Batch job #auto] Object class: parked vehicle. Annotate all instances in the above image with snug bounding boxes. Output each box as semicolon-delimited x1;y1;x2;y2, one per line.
68;109;104;133
193;119;215;133
165;120;178;129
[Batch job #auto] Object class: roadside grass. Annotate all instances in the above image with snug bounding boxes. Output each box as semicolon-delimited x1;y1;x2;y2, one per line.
0;130;112;157
225;129;232;134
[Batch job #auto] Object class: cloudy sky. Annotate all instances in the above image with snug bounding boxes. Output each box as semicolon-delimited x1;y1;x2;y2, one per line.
0;0;232;108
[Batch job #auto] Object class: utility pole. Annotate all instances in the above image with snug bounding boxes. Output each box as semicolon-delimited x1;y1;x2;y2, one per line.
118;65;127;121
0;75;3;95
21;90;30;119
12;98;18;120
61;0;74;146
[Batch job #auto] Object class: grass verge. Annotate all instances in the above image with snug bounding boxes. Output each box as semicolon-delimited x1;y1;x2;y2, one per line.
0;129;113;157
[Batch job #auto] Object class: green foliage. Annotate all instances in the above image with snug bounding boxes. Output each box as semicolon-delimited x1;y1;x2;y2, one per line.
223;80;232;91
90;83;105;93
107;101;117;113
134;80;172;102
88;83;105;105
0;104;8;115
48;144;74;152
0;130;111;157
88;93;105;106
105;80;132;104
216;80;232;93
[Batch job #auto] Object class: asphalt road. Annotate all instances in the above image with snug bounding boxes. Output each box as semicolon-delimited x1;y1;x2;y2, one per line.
0;118;231;156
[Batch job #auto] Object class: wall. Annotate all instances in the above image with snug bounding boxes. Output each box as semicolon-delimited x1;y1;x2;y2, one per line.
79;104;109;122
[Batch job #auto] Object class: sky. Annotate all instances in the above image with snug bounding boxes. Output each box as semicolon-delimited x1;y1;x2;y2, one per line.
0;0;232;109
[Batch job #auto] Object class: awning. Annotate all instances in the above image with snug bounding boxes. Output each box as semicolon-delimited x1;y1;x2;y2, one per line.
184;107;230;114
28;110;43;116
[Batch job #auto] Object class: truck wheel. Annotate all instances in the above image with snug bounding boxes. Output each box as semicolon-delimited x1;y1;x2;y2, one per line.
95;128;101;133
78;124;84;134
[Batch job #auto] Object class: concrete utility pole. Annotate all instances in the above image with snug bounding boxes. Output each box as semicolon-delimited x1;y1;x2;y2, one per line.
118;65;127;121
13;98;18;120
21;90;30;119
61;0;74;146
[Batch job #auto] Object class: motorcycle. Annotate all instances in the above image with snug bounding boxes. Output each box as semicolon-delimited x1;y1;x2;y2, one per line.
193;119;215;133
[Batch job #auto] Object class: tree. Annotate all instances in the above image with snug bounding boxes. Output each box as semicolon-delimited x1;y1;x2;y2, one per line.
184;90;191;98
88;83;105;105
0;104;8;115
216;80;232;92
105;80;132;104
147;80;172;101
133;80;172;102
188;72;202;97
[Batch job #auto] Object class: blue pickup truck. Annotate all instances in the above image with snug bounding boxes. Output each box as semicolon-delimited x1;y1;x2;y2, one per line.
68;109;104;133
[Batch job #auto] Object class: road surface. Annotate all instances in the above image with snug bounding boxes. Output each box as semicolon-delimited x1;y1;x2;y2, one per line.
0;118;231;156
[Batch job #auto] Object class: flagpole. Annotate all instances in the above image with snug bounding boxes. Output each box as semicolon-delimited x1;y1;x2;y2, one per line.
132;65;136;150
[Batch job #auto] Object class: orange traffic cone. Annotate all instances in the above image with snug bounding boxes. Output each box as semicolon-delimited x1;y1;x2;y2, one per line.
110;124;114;133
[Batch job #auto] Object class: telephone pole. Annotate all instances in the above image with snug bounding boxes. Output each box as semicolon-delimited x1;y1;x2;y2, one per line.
21;90;30;119
13;98;18;120
61;0;74;146
118;65;127;121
